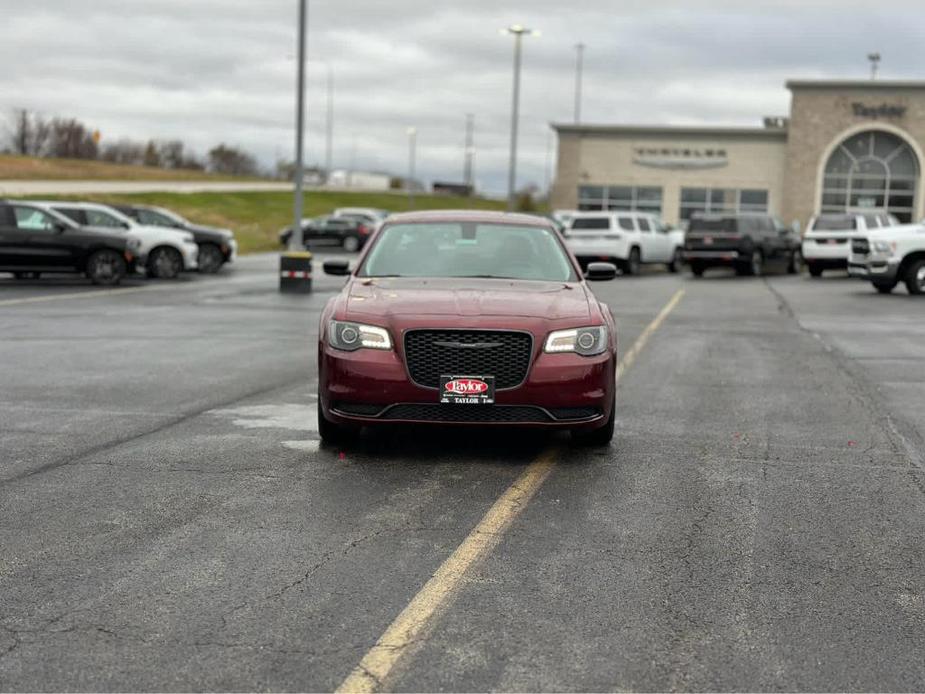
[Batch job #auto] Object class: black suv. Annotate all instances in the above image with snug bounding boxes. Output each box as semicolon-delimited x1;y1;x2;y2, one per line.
683;213;802;277
113;204;236;273
278;215;373;252
0;202;138;285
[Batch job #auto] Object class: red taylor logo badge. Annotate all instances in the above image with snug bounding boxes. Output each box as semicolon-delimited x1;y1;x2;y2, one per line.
444;379;489;395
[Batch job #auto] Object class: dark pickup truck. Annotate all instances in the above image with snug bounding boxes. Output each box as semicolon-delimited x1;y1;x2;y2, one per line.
0;201;138;285
683;212;802;277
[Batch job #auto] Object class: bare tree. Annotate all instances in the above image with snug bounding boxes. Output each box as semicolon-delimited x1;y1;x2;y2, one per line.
158;140;185;169
5;109;52;156
208;143;258;176
100;138;145;165
142;141;161;167
48;117;98;159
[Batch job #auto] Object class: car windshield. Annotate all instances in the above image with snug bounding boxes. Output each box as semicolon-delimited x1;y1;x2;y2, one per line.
359;222;577;282
813;215;857;231
570;217;611;230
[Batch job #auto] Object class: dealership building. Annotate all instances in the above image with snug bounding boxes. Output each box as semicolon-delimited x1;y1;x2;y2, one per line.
551;80;925;227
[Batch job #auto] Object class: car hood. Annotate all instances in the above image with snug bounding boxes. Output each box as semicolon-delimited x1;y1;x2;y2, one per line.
343;277;593;321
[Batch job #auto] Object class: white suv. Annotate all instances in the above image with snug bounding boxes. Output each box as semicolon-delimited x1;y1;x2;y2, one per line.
848;221;925;294
802;211;896;277
32;201;199;279
565;211;685;275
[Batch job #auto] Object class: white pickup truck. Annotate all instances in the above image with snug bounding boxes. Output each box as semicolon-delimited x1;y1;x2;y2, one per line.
848;222;925;294
565;211;685;275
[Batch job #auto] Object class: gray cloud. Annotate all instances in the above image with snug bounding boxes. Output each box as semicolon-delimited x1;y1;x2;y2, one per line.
1;0;922;194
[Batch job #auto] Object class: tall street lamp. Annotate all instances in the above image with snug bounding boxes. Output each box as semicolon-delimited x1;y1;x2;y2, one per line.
501;24;538;211
574;43;585;123
290;0;307;251
407;127;417;209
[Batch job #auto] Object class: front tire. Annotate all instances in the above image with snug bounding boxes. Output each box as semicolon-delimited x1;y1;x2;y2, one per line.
903;259;925;295
808;263;823;278
343;236;360;253
667;248;683;273
147;247;182;279
787;248;804;274
690;262;705;277
874;282;896;294
572;394;615;446
737;250;763;277
86;249;126;286
198;243;225;274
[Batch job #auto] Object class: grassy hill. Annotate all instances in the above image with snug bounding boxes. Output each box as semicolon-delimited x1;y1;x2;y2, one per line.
0;154;260;181
28;190;509;254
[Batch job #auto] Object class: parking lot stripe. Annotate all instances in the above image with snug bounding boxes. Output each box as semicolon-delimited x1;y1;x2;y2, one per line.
335;287;686;693
0;286;157;307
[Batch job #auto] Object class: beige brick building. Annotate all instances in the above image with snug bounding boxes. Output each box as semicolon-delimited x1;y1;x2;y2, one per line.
550;80;925;228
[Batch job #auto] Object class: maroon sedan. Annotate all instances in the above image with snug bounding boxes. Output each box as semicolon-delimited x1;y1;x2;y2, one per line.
317;210;618;445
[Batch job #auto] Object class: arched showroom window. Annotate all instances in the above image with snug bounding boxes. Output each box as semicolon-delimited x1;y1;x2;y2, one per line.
821;130;919;222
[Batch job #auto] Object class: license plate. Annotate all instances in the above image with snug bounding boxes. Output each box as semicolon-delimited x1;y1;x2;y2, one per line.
440;375;495;405
703;236;713;245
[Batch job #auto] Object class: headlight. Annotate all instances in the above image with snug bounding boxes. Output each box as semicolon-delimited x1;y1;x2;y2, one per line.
544;326;608;356
872;241;894;253
328;320;392;351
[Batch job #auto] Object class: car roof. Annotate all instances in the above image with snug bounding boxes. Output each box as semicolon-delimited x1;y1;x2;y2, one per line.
569;210;654;217
383;209;554;227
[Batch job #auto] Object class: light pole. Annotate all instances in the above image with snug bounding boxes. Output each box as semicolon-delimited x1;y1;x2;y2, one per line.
501;24;538;211
464;113;474;193
290;0;307;251
574;43;585;123
407;127;417;209
868;52;881;80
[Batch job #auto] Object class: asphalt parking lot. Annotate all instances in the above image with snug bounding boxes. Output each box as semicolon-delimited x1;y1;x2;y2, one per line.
1;256;924;691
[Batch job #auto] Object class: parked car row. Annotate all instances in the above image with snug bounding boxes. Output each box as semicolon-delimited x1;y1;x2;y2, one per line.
556;205;925;295
279;207;389;252
0;200;236;285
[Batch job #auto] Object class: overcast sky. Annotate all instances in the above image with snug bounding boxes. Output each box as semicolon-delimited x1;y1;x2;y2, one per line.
1;1;923;194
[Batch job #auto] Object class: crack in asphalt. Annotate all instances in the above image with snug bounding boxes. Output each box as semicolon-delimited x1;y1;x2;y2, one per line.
763;278;925;500
0;375;313;487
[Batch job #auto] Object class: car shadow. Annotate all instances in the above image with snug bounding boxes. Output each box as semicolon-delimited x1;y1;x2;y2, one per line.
324;425;567;467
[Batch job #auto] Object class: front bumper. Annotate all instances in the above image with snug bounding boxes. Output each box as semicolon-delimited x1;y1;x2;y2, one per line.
848;257;900;282
319;343;615;430
223;238;238;263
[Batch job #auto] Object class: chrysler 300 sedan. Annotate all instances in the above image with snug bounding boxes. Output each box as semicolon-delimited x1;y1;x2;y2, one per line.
317;210;618;445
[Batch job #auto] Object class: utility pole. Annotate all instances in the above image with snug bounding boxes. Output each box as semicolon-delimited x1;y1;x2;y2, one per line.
290;0;307;250
463;113;474;193
407;127;417;209
502;25;538;211
325;63;333;178
574;43;585;123
868;52;881;80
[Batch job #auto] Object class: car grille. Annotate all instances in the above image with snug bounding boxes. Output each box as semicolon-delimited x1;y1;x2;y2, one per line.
852;238;870;255
382;404;550;423
403;330;533;389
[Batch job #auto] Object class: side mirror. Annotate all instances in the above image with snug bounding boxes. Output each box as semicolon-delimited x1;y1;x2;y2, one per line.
323;259;351;276
54;223;69;233
585;262;618;281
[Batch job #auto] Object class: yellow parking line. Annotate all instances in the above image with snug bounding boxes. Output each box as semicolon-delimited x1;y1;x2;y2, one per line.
335;287;686;693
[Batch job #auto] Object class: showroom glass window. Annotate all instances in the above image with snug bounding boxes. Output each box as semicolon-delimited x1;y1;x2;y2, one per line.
679;188;768;222
821;130;919;223
578;185;662;214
